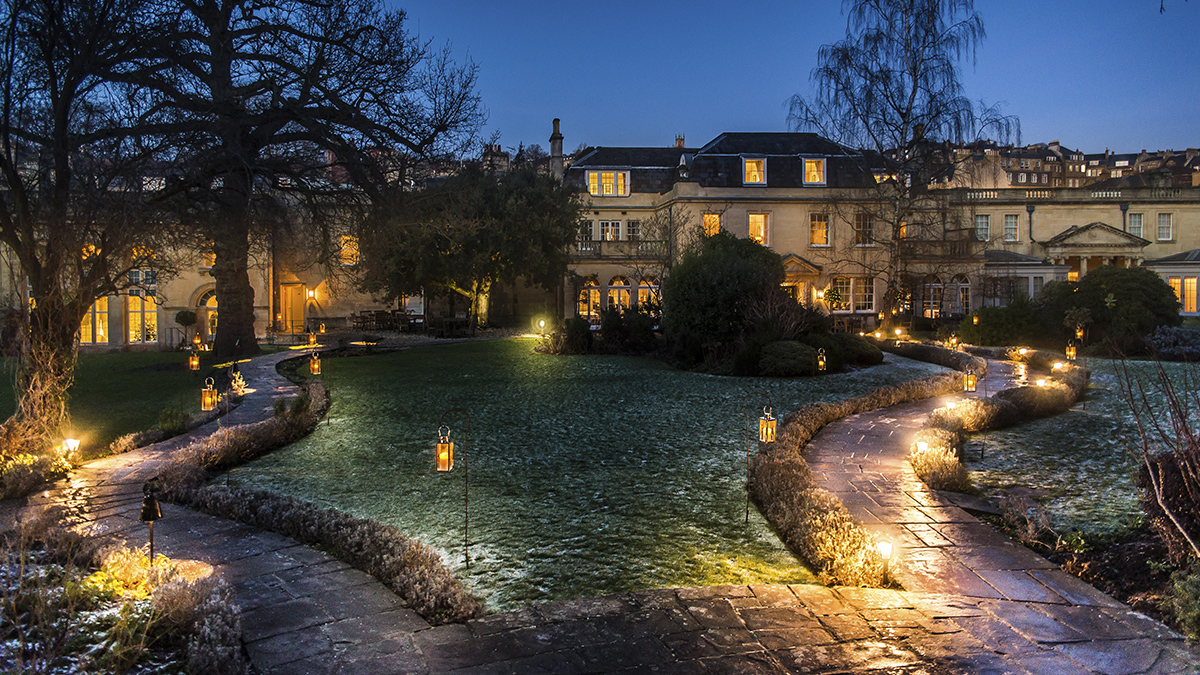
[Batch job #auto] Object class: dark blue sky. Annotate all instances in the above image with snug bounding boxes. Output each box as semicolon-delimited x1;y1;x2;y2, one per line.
394;1;1199;154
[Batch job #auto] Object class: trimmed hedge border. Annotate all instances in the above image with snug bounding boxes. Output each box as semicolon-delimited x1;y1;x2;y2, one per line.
156;369;483;625
749;344;987;587
909;347;1089;492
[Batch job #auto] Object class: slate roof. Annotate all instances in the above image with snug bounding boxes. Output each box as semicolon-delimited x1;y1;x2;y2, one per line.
1143;249;1200;265
570;147;696;168
984;250;1056;265
695;132;852;157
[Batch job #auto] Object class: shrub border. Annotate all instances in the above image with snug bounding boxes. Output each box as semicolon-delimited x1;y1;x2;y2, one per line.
749;344;987;587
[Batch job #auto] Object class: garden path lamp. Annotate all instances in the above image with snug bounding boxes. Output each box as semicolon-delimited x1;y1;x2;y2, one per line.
1075;324;1085;340
877;540;893;578
201;377;218;411
319;323;326;334
309;352;321;375
307;332;317;346
964;368;977;393
140;480;162;563
192;333;202;348
742;393;775;524
435;409;471;567
817;348;827;372
1066;340;1077;361
973;315;979;325
188;351;200;371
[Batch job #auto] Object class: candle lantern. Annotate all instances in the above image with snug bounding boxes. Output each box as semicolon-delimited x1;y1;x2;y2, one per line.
1066;340;1077;361
759;407;776;443
192;333;201;348
307;332;317;346
319;323;326;334
309;352;321;375
201;377;218;411
816;348;827;372
188;351;200;371
436;425;454;471
973;315;979;325
1036;378;1047;387
964;368;977;392
1075;324;1085;340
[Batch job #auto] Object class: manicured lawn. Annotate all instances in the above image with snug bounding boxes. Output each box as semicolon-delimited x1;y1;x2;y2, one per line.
2;350;231;454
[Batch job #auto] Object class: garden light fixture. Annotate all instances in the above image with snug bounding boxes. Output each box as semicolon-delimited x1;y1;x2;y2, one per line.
63;438;80;454
915;441;929;453
309;352;321;375
434;408;472;567
743;393;775;523
319;323;326;334
817;348;827;372
1036;378;1047;387
973;315;979;325
1053;362;1064;370
307;332;317;346
877;540;893;577
1075;324;1085;340
201;377;218;411
1018;347;1028;356
306;288;315;299
188;351;200;371
192;333;201;348
874;331;882;339
964;369;977;392
759;407;776;443
1066;340;1077;361
140;480;162;562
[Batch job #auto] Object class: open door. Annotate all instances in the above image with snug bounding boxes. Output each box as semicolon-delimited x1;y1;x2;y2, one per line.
280;284;305;333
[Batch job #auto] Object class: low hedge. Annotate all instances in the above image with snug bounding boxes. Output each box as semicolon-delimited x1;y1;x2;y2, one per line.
750;344;985;587
156;377;482;625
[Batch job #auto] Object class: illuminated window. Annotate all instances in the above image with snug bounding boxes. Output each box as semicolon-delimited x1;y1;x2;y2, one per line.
748;214;767;244
1068;270;1079;282
600;220;621;241
854;214;874;246
587;171;629;196
974;215;990;241
127;273;157;345
1004;214;1019;242
339;235;360;265
809;214;829;247
922;276;943;319
803;158;825;185
743;158;765;185
953;275;971;314
1158;213;1174;241
638;276;660;308
1170;277;1182;304
899;222;908;239
830;277;851;311
703;213;721;237
578;278;600;321
607;276;630;310
1128;213;1143;239
1185;278;1197;313
79;297;109;345
81;244;98;260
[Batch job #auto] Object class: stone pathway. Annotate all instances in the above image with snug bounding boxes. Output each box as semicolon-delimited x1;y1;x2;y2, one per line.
12;345;1199;673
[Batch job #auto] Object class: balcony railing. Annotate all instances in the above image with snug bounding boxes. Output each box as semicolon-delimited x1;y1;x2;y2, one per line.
571;239;666;260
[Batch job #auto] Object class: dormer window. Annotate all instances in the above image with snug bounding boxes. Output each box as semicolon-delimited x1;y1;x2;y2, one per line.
743;158;766;185
804;158;826;185
587;171;629;197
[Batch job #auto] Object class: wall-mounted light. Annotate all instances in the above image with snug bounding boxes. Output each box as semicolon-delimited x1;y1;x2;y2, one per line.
306;288;315;299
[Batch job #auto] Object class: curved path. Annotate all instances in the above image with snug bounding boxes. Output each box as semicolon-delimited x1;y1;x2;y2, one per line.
12;345;1199;674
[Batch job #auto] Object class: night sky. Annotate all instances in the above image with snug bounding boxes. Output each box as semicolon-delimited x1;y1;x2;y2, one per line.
391;0;1200;155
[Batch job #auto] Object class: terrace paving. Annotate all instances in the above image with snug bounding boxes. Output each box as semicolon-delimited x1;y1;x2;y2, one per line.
9;343;1199;673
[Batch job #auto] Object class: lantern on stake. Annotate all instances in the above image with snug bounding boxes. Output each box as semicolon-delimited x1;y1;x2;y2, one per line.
1066;340;1077;361
307;332;317;346
1075;324;1085;340
192;333;201;348
188;351;200;371
319;323;326;334
758;407;776;443
973;315;979;325
436;425;454;472
201;377;218;411
816;348;827;372
309;352;321;375
964;368;977;393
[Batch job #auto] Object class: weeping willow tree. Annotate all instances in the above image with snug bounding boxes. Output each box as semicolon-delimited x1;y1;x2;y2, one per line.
787;0;1018;326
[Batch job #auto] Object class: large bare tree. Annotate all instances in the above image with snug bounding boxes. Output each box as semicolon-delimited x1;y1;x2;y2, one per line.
121;0;483;357
0;0;184;453
787;0;1017;324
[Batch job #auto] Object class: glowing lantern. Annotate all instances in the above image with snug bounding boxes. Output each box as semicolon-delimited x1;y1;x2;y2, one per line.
895;328;903;338
63;438;80;454
964;368;977;392
188;352;200;371
319;323;326;334
877;540;894;576
1018;347;1028;356
973;315;979;325
874;332;882;339
1075;324;1085;339
309;352;321;375
817;348;827;372
1053;362;1064;370
759;407;776;443
1036;378;1047;387
436;425;454;471
946;400;958;409
307;332;317;346
192;333;202;348
949;335;958;347
201;377;218;411
1066;340;1077;361
915;441;929;453
877;311;885;321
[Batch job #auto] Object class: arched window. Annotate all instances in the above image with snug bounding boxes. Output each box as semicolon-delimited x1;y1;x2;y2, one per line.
922;275;943;319
638;276;660;309
951;274;970;315
608;276;631;310
577;278;600;321
198;289;218;337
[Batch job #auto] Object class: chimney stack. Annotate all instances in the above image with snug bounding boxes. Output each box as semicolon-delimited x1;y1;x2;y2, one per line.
675;134;685;148
549;118;564;180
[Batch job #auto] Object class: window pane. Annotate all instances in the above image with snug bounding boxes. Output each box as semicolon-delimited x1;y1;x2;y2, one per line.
1159;213;1173;240
627;220;640;241
744;159;764;183
95;297;108;343
339;235;360;265
1128;213;1143;238
588;172;599;196
974;215;989;241
831;277;851;311
804;159;824;183
1004;215;1018;241
617;172;627;196
854;277;873;311
1186;278;1198;313
749;214;766;244
854;214;873;245
601;173;615;195
144;295;157;342
809;214;828;246
1170;277;1182;302
703;213;720;237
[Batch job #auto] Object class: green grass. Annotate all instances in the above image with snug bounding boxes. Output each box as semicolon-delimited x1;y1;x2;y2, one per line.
2;351;224;454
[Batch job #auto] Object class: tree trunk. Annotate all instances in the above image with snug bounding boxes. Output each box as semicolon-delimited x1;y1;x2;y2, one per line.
0;301;78;456
210;214;261;359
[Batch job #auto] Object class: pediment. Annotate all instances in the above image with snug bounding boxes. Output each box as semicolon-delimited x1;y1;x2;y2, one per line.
781;253;822;276
1044;222;1150;249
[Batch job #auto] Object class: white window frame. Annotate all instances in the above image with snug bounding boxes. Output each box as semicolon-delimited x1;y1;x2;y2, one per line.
748;213;769;245
809;213;829;247
853;277;874;312
1128;213;1143;239
1158;213;1174;241
854;213;874;247
599;220;621;242
802;157;827;186
1004;214;1019;242
974;214;990;242
586;170;630;197
742;157;766;185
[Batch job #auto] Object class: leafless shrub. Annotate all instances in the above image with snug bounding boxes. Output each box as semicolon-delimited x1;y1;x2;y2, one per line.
999;494;1055;546
184;578;247;675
